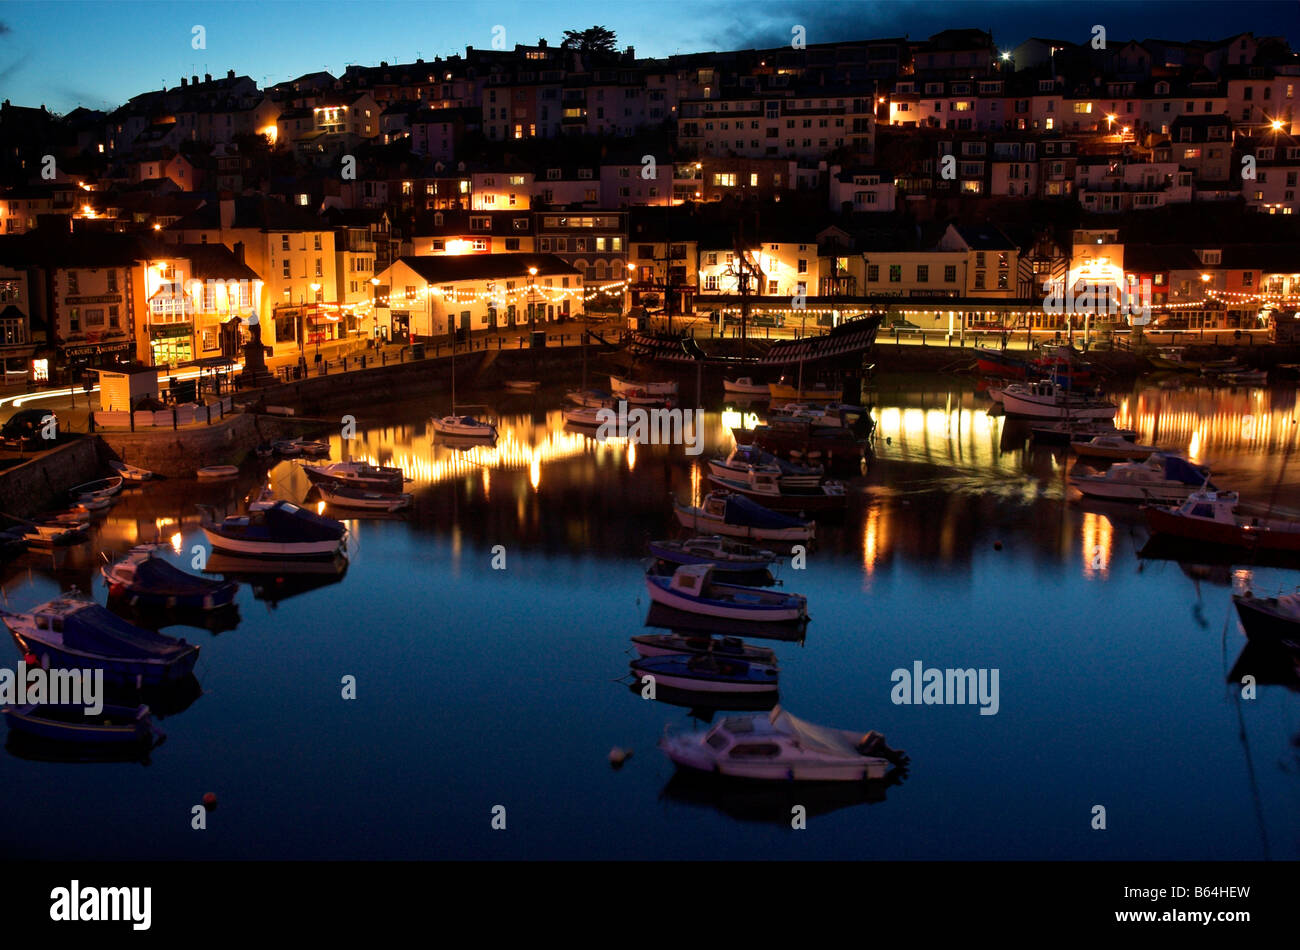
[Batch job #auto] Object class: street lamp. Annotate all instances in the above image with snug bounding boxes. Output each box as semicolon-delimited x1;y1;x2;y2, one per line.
309;283;322;356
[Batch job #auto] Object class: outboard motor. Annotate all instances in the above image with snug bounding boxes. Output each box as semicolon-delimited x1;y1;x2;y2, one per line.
858;730;909;767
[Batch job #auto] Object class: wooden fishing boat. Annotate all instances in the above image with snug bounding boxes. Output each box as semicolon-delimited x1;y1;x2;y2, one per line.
974;346;1033;379
316;482;412;512
630;633;777;664
196;465;239;480
23;522;88;546
564;389;615;408
200;500;347;558
108;460;153;482
272;440;303;458
659;706;908;781
733;420;864;466
1144;489;1300;552
2;595;200;686
645;563;808;622
562;406;604;428
674;491;815;542
630;653;779;694
287;439;330;458
2;702;157;746
102;545;239;610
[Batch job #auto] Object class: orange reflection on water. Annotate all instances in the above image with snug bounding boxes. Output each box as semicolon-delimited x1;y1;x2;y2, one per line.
862;503;887;577
1082;510;1112;579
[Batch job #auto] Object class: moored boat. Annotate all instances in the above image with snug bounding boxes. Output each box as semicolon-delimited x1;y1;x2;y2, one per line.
709;445;824;489
647;536;779;574
645;563;808;622
504;380;541;393
1070;435;1169;461
200;500;347;558
1143;489;1300;552
658;706;908;781
316;482;412;512
197;465;239;480
565;389;615;408
723;377;770;396
1031;420;1138;444
610;375;677;397
974;346;1033;379
108;460;153;482
69;476;124;503
767;377;841;403
630;653;779;694
562;406;604;428
733;419;865;467
708;467;847;512
674;491;815;542
992;381;1116;420
2;702;158;746
431;415;498;441
2;595;200;686
630;633;777;664
1232;592;1300;650
102;545;239;610
302;461;407;492
1069;453;1213;503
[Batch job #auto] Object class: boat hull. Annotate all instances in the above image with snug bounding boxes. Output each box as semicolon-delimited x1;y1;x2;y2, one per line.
707;474;845;511
998;391;1116;420
2;704;153;744
1070;478;1199;504
673;504;814;542
1144;506;1300;552
201;527;343;559
660;737;889;781
13;635;198;687
1233;596;1300;649
645;575;806;622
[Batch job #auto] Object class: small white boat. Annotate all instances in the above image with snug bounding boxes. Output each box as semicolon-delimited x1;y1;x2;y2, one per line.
431;415;498;440
200;500;347;558
504;380;540;393
109;460;153;482
317;483;412;512
992;381;1117;420
287;439;330;458
565;389;615;408
644;563;808;622
272;440;303;457
1070;452;1214;503
610;375;677;397
563;406;604;428
302;461;407;492
69;476;124;503
197;465;240;480
659;706;908;781
723;377;770;396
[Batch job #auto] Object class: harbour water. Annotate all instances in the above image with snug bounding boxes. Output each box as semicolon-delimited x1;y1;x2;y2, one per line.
3;372;1298;860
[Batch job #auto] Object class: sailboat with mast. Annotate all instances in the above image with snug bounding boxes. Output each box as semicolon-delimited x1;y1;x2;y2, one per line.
431;326;497;442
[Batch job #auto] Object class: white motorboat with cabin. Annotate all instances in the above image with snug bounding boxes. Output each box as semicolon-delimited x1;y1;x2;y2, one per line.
991;381;1117;420
1069;452;1214;503
723;377;770;396
644;563;808;622
658;706;908;781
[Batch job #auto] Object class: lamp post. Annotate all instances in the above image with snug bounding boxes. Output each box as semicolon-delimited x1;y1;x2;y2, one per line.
309;283;322;357
626;262;636;323
527;266;538;343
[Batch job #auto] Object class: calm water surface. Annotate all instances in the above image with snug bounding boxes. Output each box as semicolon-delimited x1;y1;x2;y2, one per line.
3;372;1299;860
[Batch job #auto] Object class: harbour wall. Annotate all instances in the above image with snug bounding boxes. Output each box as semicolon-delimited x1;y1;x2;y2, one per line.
0;437;101;521
96;414;330;478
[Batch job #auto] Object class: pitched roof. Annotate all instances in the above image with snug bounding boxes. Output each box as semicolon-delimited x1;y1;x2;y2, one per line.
167;197;329;232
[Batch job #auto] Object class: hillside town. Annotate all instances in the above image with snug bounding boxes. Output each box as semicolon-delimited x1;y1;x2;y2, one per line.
1;25;1299;384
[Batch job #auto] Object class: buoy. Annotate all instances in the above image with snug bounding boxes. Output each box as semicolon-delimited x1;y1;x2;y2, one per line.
202;792;218;810
885;436;892;445
22;652;38;666
993;541;1003;551
608;747;632;768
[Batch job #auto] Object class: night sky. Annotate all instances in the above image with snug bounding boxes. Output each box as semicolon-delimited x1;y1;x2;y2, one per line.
1;0;1299;114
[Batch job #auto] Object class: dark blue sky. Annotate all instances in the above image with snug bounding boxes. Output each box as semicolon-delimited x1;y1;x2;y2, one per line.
2;1;1298;114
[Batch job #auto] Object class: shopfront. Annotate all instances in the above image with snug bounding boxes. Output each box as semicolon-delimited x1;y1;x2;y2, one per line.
148;323;195;368
63;339;134;380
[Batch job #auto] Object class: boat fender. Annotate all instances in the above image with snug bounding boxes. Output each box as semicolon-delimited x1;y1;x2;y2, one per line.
22;652;38;666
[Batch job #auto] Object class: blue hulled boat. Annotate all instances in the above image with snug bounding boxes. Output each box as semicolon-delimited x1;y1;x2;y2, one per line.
629;653;779;694
2;596;200;687
102;546;239;610
2;702;157;745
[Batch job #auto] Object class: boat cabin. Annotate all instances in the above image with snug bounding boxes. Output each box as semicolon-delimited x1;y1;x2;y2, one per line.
1175;490;1240;522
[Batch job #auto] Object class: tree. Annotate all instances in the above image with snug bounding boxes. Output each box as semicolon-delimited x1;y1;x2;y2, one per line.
561;26;617;54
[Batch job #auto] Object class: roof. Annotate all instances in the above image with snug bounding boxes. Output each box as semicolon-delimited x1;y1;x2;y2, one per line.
950;225;1017;251
172;243;260;281
167;197;329;233
393;253;579;283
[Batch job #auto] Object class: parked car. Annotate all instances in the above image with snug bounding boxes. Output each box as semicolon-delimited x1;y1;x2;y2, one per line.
1;408;59;448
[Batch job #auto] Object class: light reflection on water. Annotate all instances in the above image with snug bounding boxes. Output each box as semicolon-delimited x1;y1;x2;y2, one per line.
1;373;1298;860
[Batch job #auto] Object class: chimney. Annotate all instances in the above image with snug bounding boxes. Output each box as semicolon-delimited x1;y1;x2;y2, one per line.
192;75;199;86
219;196;235;229
232;240;245;264
205;73;212;83
181;77;188;88
227;69;235;80
627;46;635;59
